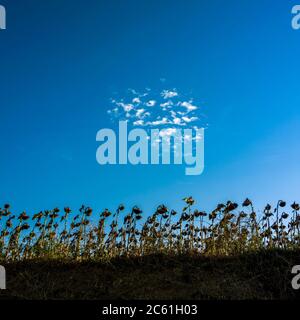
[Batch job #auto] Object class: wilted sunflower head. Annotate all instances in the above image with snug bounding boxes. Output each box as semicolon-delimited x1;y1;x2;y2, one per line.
278;200;286;208
156;205;168;215
183;196;195;206
282;213;289;219
64;207;71;214
85;208;93;216
118;204;125;211
171;210;177;216
242;198;252;207
21;223;30;231
226;202;238;212
18;212;29;221
132;206;142;215
291;202;300;211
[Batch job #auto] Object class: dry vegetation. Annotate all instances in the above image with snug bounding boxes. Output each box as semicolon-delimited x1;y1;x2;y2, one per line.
0;198;299;261
0;198;299;300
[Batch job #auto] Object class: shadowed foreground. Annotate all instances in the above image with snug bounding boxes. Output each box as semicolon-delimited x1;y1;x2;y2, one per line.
1;250;299;300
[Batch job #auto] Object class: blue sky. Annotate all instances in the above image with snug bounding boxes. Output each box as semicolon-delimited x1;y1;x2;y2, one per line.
0;0;300;218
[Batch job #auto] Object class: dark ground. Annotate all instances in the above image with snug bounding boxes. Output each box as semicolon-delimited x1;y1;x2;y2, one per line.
0;250;300;300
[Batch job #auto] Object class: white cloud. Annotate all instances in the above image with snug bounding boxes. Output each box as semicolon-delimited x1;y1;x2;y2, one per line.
117;102;134;112
150;117;170;126
159;128;178;137
180;101;198;112
129;88;138;95
133;120;145;126
184;134;192;141
129;88;149;97
132;97;141;104
195;134;203;141
182;116;198;123
161;90;178;99
136;108;145;118
160;101;173;109
173;117;183;125
108;87;203;134
146;100;156;107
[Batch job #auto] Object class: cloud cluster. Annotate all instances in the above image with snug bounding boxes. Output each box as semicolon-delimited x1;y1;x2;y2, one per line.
107;88;202;131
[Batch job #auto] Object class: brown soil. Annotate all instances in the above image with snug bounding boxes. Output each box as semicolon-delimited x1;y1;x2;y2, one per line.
0;250;299;300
